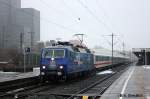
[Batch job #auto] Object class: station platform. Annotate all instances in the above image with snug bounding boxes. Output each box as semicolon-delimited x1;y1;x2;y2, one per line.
0;67;40;83
101;65;150;99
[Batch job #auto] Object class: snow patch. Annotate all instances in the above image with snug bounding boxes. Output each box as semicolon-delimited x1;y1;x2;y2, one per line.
143;65;150;69
97;69;115;75
33;67;40;76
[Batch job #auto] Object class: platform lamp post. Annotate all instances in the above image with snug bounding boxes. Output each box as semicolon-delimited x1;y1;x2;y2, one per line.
23;45;26;72
103;33;118;65
28;32;34;49
111;33;114;65
20;32;25;72
141;49;145;65
122;42;125;56
102;33;121;68
2;26;5;48
28;32;34;66
20;32;32;72
145;48;147;65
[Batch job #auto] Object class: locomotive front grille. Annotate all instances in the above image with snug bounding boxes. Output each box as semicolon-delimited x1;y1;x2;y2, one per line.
45;70;57;75
48;60;57;70
44;70;63;76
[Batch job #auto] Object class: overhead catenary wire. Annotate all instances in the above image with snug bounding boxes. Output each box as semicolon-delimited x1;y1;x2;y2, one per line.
76;0;113;33
39;0;81;28
60;0;80;18
82;0;130;51
95;0;115;31
38;0;75;18
0;0;80;33
59;0;82;27
0;0;81;54
95;0;129;49
1;0;131;50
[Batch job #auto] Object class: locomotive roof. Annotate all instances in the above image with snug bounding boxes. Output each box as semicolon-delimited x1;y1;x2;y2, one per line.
45;45;74;51
45;45;91;53
44;41;92;53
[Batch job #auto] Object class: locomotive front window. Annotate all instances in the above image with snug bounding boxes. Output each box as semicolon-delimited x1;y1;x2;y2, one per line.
43;49;65;58
54;50;65;58
43;50;53;58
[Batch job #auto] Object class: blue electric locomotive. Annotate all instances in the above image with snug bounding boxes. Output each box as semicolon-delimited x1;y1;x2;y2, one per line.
40;41;94;81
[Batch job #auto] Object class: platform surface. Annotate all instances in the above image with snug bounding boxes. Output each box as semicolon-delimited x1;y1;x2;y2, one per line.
101;65;150;99
0;67;40;82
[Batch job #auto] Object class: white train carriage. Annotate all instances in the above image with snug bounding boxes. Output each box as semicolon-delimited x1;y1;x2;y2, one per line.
92;48;131;69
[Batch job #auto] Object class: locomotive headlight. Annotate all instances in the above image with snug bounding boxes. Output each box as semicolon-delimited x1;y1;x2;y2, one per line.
57;72;62;76
41;72;45;75
59;66;63;69
42;66;46;69
51;58;54;61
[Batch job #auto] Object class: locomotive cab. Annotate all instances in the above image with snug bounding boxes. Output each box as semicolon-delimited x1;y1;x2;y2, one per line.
40;48;68;79
40;41;95;81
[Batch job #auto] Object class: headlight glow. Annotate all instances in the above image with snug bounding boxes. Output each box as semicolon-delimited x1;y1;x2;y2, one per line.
41;72;45;75
57;72;62;75
51;58;54;61
42;66;46;69
59;66;63;69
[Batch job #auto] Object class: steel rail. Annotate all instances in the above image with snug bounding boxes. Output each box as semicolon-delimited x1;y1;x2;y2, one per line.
67;64;129;99
0;76;40;98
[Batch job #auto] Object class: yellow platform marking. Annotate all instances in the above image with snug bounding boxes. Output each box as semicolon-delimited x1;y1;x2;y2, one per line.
82;96;89;99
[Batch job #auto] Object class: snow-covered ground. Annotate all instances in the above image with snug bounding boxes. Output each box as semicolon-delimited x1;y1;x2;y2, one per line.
97;69;115;75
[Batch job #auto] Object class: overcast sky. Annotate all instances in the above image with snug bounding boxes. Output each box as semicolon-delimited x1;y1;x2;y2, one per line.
22;0;150;50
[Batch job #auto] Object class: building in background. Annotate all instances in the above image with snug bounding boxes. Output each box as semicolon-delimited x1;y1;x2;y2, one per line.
0;0;40;50
33;41;45;53
45;41;51;47
17;8;40;48
133;48;150;65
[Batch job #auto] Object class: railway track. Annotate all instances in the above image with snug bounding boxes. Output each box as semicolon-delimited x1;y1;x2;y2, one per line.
71;65;127;99
67;65;128;99
21;64;130;99
0;63;131;99
0;76;40;98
